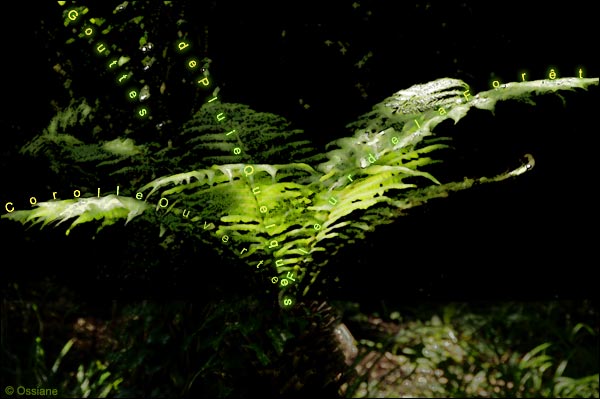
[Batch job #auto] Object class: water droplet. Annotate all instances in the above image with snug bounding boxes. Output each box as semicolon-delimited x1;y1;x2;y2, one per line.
141;43;153;52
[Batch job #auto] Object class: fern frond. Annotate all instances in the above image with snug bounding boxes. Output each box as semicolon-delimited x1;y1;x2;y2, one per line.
1;195;150;236
6;76;597;307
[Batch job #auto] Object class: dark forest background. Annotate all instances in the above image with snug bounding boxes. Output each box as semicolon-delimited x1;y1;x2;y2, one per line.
0;1;597;397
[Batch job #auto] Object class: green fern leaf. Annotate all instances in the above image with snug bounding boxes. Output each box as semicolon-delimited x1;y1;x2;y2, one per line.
5;76;597;307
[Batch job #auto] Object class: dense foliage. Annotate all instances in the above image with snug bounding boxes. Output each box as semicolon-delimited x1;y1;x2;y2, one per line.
3;283;597;397
1;2;597;398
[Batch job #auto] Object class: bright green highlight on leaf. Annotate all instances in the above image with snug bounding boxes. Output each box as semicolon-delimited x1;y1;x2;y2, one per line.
102;138;142;156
